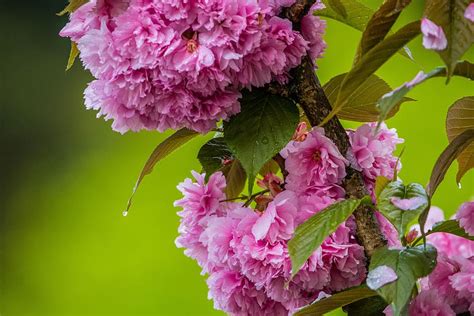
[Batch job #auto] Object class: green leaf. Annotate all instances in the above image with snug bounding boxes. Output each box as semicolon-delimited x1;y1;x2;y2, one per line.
426;129;474;198
424;0;474;78
323;73;413;122
377;181;429;238
354;0;412;64
224;89;299;195
420;128;474;234
378;61;474;126
316;0;412;60
426;219;474;240
320;21;420;126
259;159;280;177
124;128;199;215
66;42;79;71
288;199;363;277
221;160;247;200
446;96;474;183
317;0;373;31
369;245;438;316
294;285;378;316
327;0;348;18
374;176;391;199
58;0;88;16
198;138;234;177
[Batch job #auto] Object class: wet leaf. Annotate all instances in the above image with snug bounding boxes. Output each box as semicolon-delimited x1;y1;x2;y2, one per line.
224;89;299;195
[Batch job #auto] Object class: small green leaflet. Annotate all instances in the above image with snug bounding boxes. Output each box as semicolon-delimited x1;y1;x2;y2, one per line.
288;199;363;277
197;137;247;199
58;0;88;16
377;181;429;239
377;61;474;128
66;42;80;71
124;128;199;215
369;245;438;316
224;89;299;195
294;285;378;316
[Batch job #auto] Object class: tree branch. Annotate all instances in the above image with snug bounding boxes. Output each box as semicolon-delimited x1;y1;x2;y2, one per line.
282;3;387;257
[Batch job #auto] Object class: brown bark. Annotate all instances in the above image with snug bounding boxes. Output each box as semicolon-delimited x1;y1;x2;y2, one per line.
282;2;387;257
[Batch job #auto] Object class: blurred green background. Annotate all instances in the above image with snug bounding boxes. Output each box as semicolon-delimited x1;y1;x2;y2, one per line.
1;1;473;315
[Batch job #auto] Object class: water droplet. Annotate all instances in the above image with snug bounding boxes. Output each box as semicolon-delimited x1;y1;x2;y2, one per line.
261;137;269;145
457;182;462;189
122;211;129;217
367;265;398;290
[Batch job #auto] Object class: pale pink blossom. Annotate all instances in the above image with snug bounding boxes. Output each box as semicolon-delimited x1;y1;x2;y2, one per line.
465;3;474;22
283;128;348;192
421;18;448;50
390;196;426;211
61;0;326;133
408;290;455;316
456;201;474;235
349;122;404;181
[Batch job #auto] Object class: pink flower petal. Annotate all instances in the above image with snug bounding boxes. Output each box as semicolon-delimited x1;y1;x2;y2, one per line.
367;265;398;290
421;18;448;50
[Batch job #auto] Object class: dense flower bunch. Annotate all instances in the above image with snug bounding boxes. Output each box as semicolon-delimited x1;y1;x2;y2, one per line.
60;0;326;133
175;123;403;315
384;202;474;316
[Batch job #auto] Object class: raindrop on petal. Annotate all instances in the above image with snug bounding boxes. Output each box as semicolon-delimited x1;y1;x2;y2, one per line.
367;265;398;290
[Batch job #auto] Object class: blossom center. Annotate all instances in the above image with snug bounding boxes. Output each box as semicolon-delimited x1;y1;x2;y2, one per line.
182;29;199;53
312;150;322;162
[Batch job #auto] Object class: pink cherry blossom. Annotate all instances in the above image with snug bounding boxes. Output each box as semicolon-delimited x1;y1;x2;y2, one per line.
421;18;448;51
456;201;474;235
408;290;455;316
61;0;327;133
283;128;348;192
349;122;403;182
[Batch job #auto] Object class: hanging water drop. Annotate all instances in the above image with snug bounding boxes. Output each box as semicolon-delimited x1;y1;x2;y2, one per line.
457;182;462;189
122;210;129;217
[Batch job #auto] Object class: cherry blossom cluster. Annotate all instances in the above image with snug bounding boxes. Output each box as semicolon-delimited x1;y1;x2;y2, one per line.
175;123;404;315
60;0;326;133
